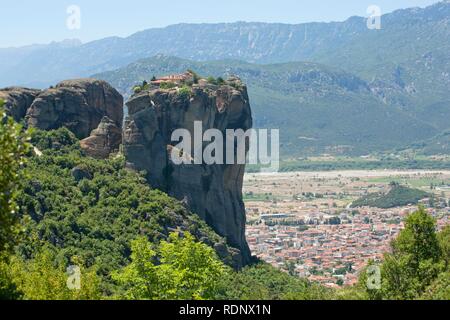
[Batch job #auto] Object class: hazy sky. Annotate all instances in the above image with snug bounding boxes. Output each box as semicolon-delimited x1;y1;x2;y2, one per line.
1;0;441;48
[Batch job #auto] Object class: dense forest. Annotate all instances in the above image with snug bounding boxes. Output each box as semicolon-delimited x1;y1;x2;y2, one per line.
0;101;449;300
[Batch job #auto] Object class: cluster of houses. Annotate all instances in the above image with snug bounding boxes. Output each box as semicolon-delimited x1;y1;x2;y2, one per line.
150;71;195;86
246;205;449;287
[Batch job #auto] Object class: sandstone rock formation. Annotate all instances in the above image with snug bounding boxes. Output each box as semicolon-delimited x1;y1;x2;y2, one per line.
26;79;123;139
80;116;122;159
123;77;253;267
0;87;41;121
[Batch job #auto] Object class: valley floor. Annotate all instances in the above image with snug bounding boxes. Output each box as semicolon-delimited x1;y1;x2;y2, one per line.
244;170;450;287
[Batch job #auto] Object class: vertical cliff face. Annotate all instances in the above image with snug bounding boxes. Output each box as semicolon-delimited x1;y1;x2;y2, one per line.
123;77;253;266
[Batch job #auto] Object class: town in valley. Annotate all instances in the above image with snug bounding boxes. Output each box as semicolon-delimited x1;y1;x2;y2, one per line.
244;169;450;287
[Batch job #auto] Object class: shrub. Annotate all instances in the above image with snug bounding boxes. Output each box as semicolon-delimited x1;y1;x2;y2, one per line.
7;247;102;300
359;207;446;300
160;82;177;90
206;76;219;85
178;85;191;97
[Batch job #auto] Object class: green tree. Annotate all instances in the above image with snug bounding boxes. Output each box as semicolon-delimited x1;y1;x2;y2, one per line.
7;247;102;300
217;263;332;300
360;207;444;300
206;76;217;85
0;257;20;299
160;82;176;90
0;99;30;299
113;232;226;300
420;271;450;300
0;100;30;253
437;225;450;269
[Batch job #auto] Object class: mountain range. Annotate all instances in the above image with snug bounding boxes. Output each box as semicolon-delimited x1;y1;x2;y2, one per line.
93;56;441;156
1;1;449;156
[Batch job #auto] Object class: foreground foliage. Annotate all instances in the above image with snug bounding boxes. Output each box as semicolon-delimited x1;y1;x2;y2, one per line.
217;263;332;300
113;232;225;300
0;101;30;299
359;208;449;300
0;100;30;252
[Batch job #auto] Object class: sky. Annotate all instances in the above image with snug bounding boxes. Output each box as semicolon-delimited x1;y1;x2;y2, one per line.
0;0;441;48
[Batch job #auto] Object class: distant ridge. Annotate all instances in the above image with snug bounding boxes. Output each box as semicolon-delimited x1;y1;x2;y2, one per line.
0;1;448;87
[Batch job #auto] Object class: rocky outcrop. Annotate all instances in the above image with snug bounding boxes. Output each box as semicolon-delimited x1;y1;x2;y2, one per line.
26;79;123;139
80;116;122;159
0;87;41;121
71;166;93;182
1;79;124;160
123;77;253;267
